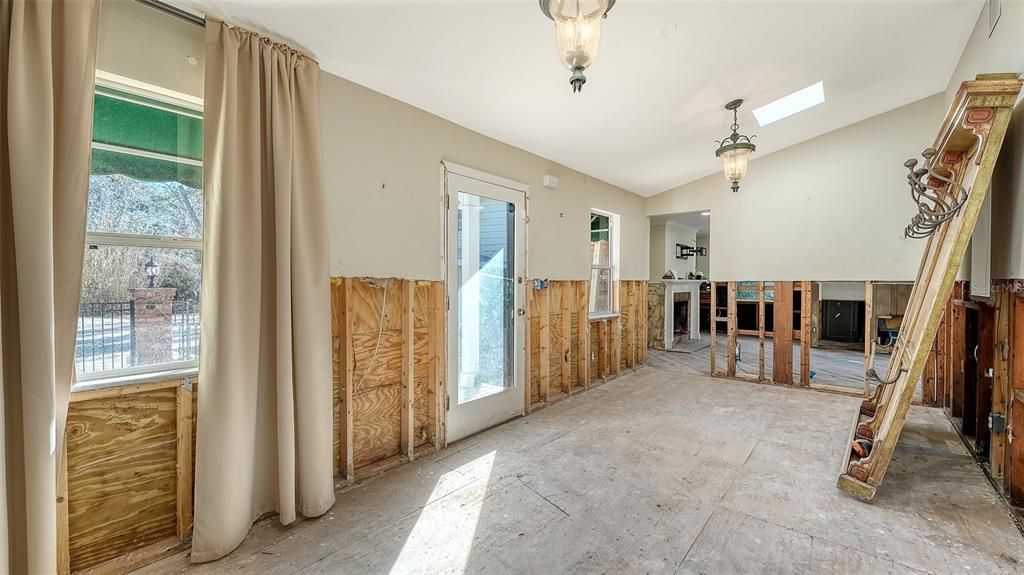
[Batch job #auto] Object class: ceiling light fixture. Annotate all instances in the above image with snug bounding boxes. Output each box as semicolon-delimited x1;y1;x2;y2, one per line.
539;0;615;93
714;99;756;193
752;81;825;126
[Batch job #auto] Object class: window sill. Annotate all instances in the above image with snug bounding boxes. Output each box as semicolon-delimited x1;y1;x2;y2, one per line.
588;313;620;321
72;366;198;396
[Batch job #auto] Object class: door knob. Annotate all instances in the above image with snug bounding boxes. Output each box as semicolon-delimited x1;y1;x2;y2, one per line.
517;308;526;316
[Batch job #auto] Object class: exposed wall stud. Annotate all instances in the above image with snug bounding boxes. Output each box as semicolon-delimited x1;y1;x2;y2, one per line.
402;280;415;460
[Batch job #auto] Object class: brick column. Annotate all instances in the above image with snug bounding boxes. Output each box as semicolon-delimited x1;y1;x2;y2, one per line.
130;287;177;366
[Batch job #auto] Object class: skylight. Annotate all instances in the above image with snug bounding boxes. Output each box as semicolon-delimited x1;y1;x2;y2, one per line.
752;82;825;126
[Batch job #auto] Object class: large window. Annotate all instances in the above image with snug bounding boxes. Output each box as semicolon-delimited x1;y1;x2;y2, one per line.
590;211;615;316
76;81;203;380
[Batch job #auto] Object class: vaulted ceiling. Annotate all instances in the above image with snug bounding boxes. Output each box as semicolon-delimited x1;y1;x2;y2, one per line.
178;0;984;196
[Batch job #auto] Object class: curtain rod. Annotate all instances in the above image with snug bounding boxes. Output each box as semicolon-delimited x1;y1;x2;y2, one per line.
135;0;205;28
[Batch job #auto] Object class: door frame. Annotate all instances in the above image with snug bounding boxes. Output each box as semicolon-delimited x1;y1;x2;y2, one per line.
440;161;529;444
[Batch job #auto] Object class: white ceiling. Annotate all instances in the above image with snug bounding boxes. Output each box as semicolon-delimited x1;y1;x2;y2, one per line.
176;0;984;197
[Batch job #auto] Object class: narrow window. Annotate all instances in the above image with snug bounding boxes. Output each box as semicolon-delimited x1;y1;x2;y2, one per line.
589;211;615;316
76;82;203;380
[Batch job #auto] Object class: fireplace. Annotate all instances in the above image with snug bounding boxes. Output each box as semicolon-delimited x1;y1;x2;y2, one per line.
659;279;701;348
673;292;690;341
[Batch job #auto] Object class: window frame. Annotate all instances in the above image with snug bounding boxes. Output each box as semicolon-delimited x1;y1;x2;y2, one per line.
76;73;204;384
589;209;618;319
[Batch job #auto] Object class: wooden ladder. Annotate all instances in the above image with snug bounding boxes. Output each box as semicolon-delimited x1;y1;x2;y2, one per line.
837;74;1022;501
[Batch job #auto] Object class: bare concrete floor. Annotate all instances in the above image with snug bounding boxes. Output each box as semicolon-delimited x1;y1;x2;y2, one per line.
139;366;1024;574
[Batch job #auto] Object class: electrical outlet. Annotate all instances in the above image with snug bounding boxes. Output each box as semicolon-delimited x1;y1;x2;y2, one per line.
989;413;1006;433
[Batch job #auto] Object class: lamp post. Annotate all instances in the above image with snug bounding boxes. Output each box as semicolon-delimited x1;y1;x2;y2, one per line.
714;99;757;193
132;256;174;365
144;256;160;288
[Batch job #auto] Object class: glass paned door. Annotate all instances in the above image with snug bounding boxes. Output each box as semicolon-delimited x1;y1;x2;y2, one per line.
446;171;525;443
457;193;515;403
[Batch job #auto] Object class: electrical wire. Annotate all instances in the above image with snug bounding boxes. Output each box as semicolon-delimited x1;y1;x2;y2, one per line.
353;278;389;394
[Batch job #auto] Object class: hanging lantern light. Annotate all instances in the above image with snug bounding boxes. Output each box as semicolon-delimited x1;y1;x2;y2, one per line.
539;0;615;93
714;99;757;193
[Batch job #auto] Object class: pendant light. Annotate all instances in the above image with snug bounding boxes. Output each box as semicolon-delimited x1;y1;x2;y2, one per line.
539;0;616;93
714;99;757;193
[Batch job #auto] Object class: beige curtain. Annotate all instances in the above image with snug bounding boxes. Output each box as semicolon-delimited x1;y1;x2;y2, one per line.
0;0;101;572
192;20;335;563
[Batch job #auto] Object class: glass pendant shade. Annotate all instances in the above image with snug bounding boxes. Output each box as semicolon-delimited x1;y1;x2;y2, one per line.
713;99;756;192
550;0;607;71
720;147;752;183
543;0;612;92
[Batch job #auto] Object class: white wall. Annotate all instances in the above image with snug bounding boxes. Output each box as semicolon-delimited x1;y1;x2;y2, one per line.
820;282;866;302
946;1;1024;279
695;232;710;277
646;94;945;281
94;2;650;282
664;222;697;279
649;224;666;280
97;0;204;99
650;222;699;280
320;72;650;281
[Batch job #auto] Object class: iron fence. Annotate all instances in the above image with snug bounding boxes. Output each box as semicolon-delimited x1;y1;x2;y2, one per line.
171;300;200;362
75;301;134;373
75;299;200;375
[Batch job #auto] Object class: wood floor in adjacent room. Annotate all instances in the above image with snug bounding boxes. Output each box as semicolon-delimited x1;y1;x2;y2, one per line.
138;364;1024;574
650;334;913;397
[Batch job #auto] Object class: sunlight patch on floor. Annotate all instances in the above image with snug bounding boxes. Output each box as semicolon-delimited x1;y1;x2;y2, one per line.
388;450;497;574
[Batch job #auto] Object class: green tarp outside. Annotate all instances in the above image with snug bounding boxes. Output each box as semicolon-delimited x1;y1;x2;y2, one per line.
90;89;202;188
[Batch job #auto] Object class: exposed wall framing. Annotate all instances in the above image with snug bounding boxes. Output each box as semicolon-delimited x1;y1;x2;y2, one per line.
932;280;1024;505
926;282;965;416
773;282;795;385
331;277;444;479
864;282;874;396
58;276;444;574
526;280;647;411
1010;287;1024;505
61;277;648;573
330;277;648;467
646;282;666;349
710;281;813;387
60;376;197;574
62;280;1024;572
707;280;972;401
